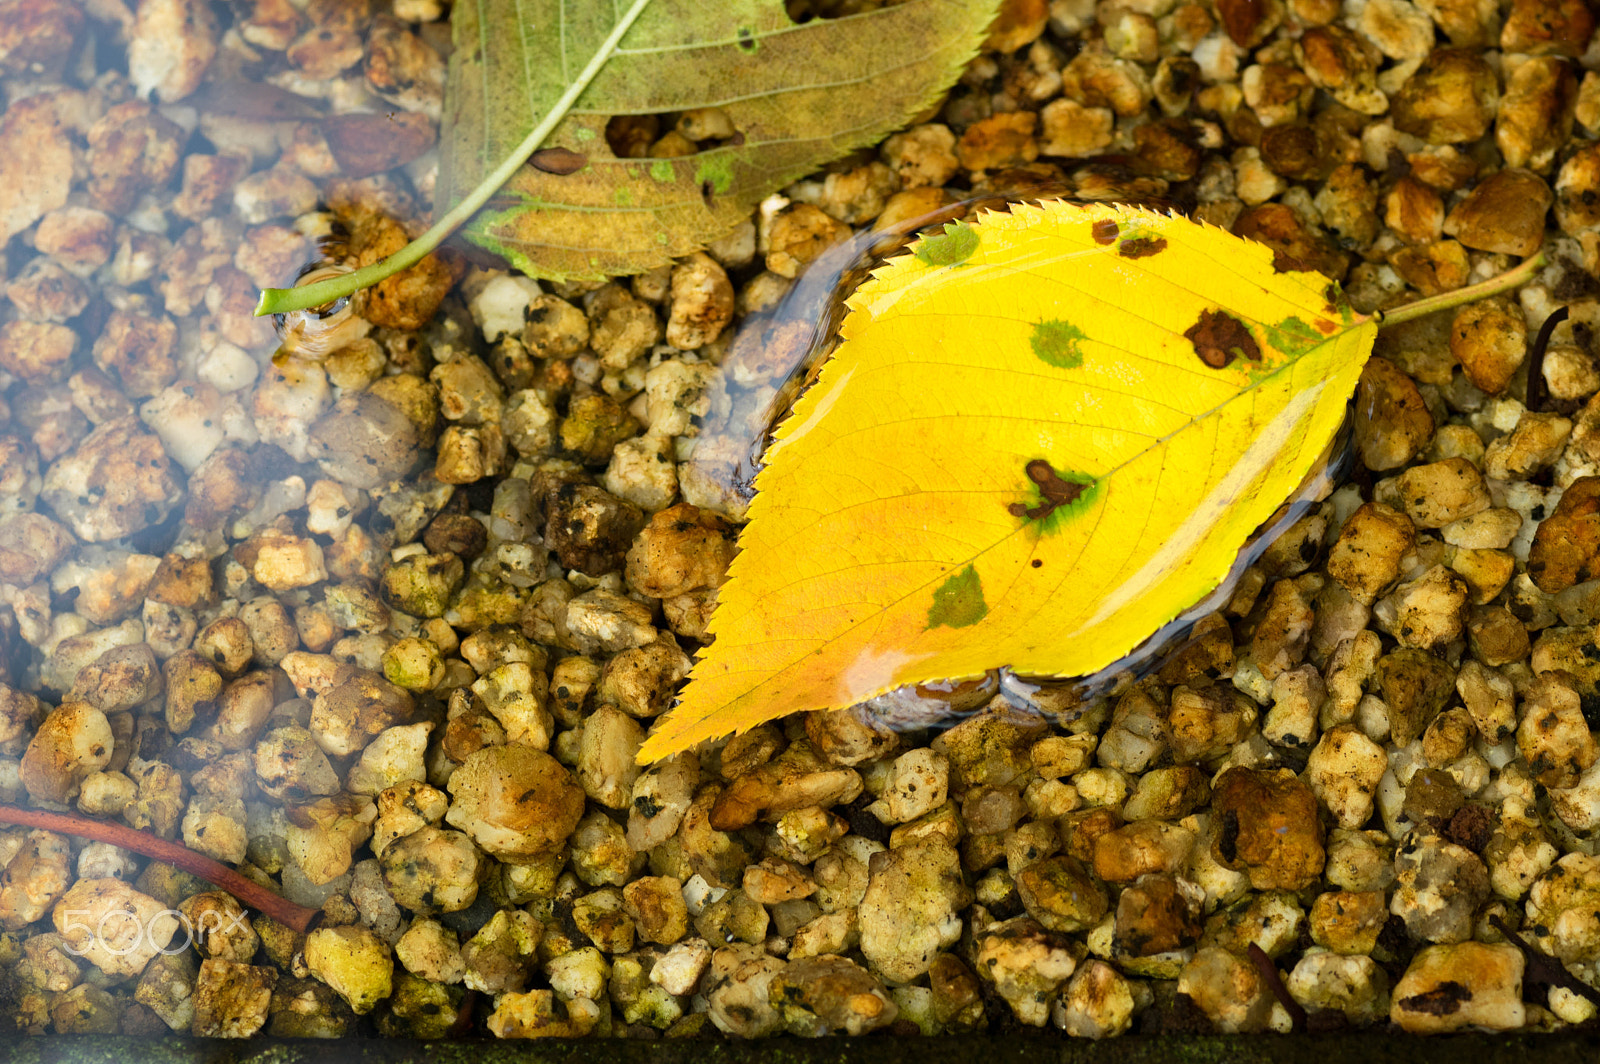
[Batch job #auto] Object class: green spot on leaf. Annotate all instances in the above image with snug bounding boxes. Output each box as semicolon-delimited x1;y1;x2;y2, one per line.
649;160;675;183
694;154;735;195
614;187;635;206
1030;319;1088;369
927;565;987;629
574;126;597;142
1261;316;1326;357
915;222;979;267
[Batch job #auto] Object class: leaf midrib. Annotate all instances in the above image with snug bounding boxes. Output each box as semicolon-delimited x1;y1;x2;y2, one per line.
749;320;1356;560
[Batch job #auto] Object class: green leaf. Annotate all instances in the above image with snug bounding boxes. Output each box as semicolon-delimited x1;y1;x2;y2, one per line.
257;0;657;316
440;0;1000;282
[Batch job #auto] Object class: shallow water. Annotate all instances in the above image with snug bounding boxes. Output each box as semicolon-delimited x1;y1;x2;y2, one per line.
0;0;1584;1043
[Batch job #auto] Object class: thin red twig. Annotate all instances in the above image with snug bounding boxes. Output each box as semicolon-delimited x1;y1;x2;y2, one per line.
0;804;320;933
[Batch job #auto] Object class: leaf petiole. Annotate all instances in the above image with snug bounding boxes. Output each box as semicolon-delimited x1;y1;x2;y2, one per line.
1374;250;1547;329
252;0;655;318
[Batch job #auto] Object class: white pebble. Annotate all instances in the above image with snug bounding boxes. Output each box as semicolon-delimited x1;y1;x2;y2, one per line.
470;274;542;343
197;341;260;392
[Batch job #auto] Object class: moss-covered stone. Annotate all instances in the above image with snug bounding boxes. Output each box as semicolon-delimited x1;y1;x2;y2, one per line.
561;393;641;467
376;971;464;1039
381;553;465;619
304;924;394;1015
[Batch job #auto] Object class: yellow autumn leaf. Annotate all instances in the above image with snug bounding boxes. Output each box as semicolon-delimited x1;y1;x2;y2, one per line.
638;199;1379;763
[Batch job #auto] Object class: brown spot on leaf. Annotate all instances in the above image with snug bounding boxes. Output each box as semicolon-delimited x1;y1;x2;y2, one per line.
1091;219;1119;245
1315;318;1336;334
1007;459;1087;521
1185;309;1261;369
1119;236;1168;258
529;148;588;175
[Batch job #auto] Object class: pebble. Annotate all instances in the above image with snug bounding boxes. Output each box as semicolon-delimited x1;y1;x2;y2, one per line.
304;924;394;1015
1053;959;1140;1039
1391;942;1524;1033
1395;457;1492;528
1288;952;1390;1025
1210;767;1325;890
301;663;405;752
1390;831;1489;943
0;831;72;931
1390;48;1500;145
1528;475;1600;591
1497;57;1579;172
1305;724;1388;828
0;96;73;246
975;916;1078;1026
770;955;898;1036
1177;946;1271;1032
858;840;970;983
1524;853;1600;963
1443;169;1554;257
39;417;184;543
379;826;481;914
20;701;111;804
444;743;584;860
53;878;178;978
1355;357;1434;469
192;959;276;1038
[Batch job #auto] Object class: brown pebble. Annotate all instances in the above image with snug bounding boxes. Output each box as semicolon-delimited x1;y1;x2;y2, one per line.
423;512;487;559
1354;356;1434;470
1210;767;1326;890
1442;169;1553;257
1232;202;1348;279
1450;297;1528;395
1528;476;1600;592
1391;49;1501;145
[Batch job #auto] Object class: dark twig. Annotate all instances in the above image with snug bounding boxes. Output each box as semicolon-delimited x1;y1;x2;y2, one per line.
448;990;480;1038
1247;942;1307;1032
1524;305;1570;414
1490;914;1600;1010
0;804;320;933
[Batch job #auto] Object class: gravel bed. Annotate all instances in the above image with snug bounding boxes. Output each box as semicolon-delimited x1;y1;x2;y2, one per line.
1;0;1600;1043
